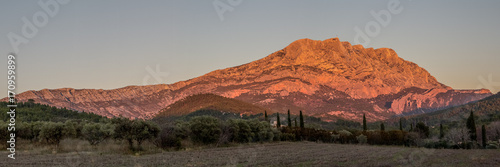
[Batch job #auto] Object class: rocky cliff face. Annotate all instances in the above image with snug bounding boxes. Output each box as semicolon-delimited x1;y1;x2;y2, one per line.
4;38;492;121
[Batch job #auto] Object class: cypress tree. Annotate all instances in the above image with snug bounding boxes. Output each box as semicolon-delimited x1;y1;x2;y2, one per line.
264;110;268;122
380;123;385;131
482;125;487;149
299;111;304;128
287;110;292;127
439;124;444;139
410;123;413;132
399;118;403;131
363;114;367;132
466;111;477;141
276;113;281;128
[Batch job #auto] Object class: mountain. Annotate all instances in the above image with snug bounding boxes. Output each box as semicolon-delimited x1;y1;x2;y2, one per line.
389;92;500;127
156;93;270;117
2;38;492;121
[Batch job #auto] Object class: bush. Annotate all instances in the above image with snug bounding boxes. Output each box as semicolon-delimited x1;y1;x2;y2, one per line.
0;122;9;148
272;128;281;141
486;141;499;149
423;139;448;149
154;125;182;150
247;119;274;142
357;134;367;144
338;130;353;144
39;122;65;145
280;133;296;141
404;132;421;147
189;116;221;144
112;118;160;150
228;119;252;143
82;123;114;146
132;120;160;149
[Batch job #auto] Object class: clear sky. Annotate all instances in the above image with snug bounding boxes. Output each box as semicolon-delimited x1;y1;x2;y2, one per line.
1;0;500;98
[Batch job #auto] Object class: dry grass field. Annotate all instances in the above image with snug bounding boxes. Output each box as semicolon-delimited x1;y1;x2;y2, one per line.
2;141;500;167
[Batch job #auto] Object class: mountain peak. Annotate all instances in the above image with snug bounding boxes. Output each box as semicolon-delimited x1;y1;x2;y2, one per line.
4;37;491;121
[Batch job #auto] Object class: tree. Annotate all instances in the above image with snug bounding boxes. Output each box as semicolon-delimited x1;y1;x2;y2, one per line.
299;111;304;128
132;120;160;149
482;125;487;149
363;114;367;132
276;113;281;128
264;111;268;122
356;134;367;144
39;122;65;146
112;117;135;149
415;122;429;138
287;110;292;127
154;125;182;149
82;123;114;146
446;127;470;148
380;123;385;131
466;111;477;141
410;123;413;132
228;119;252;143
439;124;444;139
189;116;221;144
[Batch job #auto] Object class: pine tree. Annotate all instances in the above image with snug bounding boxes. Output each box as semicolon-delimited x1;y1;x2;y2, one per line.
299;111;304;128
439;124;444;139
276;113;281;128
380;123;385;131
287;110;292;127
264;111;268;122
363;114;367;132
399;118;403;131
466;111;477;141
482;125;487;149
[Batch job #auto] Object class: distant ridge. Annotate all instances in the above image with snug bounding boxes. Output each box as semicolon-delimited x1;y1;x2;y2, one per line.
156;93;271;117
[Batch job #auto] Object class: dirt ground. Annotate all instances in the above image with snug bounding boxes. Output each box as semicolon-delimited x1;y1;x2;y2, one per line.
2;142;500;167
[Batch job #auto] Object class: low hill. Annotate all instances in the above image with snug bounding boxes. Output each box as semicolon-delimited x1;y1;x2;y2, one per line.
389;93;500;127
156;94;272;118
0;101;107;123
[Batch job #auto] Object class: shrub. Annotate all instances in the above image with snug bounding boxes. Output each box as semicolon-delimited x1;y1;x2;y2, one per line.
356;134;367;144
39;122;65;145
247;119;274;142
404;132;421;147
112;118;134;149
338;130;353;144
189;116;221;144
228;119;252;143
154;125;182;150
486;141;499;149
112;118;160;150
82;123;114;146
132;120;160;149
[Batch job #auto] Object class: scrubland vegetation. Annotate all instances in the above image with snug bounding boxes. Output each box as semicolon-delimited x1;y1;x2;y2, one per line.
1;101;500;166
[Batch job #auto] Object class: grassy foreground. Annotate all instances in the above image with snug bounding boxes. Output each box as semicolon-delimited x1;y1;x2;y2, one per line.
2;142;500;167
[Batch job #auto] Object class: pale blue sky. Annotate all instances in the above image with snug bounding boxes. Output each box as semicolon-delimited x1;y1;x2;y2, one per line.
1;0;500;97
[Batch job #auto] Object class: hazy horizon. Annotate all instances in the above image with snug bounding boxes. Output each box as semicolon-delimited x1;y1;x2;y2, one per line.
1;0;500;97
